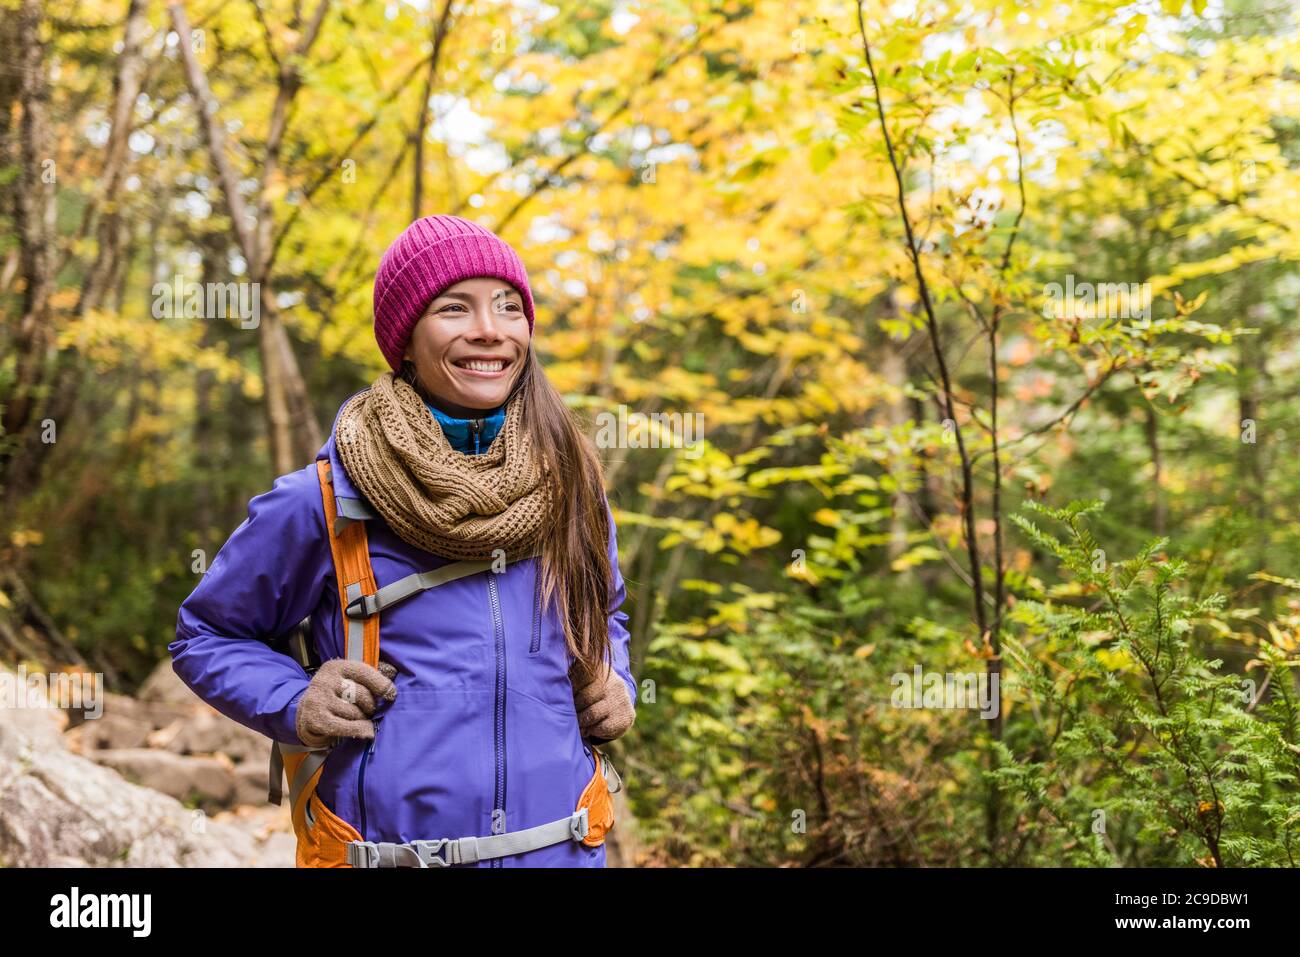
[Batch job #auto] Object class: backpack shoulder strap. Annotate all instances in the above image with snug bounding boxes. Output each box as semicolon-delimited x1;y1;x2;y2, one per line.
316;458;380;667
269;459;383;818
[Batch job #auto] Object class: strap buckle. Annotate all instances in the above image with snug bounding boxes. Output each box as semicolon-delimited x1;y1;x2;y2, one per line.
347;841;379;868
411;838;455;867
598;751;623;794
570;806;589;841
345;592;379;620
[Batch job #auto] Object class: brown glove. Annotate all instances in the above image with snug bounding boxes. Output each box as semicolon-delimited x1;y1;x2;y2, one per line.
572;663;635;743
295;658;397;749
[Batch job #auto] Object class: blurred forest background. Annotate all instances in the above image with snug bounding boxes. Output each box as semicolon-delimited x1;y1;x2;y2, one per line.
1;0;1299;867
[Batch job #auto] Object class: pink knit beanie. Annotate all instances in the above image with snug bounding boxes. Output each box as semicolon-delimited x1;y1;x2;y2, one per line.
373;214;536;371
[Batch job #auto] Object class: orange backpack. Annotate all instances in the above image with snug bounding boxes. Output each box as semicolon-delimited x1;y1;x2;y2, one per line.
267;458;620;867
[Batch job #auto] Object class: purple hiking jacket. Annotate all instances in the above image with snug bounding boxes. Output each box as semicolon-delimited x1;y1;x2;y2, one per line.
169;390;636;867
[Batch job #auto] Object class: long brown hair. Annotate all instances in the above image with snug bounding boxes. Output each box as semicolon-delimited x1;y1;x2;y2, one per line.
407;348;613;681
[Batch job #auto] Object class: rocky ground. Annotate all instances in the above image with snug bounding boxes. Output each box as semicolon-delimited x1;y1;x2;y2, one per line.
0;660;295;867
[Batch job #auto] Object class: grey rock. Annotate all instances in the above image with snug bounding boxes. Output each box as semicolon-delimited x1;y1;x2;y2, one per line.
0;666;293;867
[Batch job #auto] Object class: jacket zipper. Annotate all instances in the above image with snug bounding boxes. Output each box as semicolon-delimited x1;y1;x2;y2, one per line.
529;570;542;655
358;713;383;840
469;418;483;455
487;574;506;867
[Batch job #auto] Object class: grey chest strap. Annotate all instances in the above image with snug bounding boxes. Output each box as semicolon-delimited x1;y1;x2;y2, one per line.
344;549;541;622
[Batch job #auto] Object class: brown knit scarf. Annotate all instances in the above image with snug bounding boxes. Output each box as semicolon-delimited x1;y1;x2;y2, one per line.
334;371;550;561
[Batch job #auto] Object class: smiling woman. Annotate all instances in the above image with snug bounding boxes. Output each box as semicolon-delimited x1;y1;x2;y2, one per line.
171;214;636;869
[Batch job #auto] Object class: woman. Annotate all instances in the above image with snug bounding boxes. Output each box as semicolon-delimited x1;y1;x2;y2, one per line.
170;215;636;868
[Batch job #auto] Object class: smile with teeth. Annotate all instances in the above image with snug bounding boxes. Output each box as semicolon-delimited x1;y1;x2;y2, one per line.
454;358;509;375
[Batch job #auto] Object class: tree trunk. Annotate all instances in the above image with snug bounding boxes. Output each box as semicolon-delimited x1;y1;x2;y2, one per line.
3;0;151;509
880;291;911;563
168;2;323;477
1;0;56;506
411;0;456;221
1144;402;1165;538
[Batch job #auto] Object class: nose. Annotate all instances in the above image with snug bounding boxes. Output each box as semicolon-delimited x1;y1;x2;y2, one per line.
464;298;507;342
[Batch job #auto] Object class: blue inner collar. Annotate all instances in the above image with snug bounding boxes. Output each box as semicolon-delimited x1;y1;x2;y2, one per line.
424;400;506;455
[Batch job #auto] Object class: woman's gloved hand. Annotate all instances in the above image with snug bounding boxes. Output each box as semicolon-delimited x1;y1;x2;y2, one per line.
572;663;635;744
295;658;397;749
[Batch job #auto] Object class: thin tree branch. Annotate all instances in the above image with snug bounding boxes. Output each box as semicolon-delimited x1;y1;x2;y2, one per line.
855;3;988;639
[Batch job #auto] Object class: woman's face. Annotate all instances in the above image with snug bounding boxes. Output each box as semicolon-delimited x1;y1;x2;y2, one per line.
402;277;530;417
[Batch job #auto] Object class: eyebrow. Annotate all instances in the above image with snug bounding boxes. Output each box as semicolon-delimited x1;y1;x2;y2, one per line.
433;289;523;303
